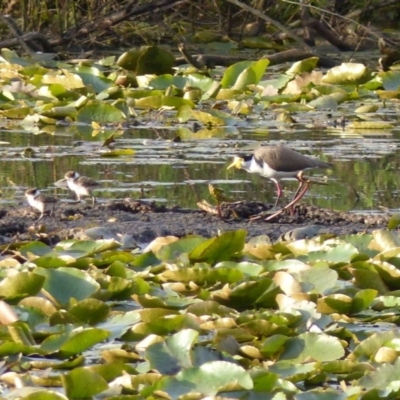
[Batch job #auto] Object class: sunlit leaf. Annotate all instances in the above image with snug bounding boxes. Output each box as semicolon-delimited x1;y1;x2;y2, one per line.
322;63;372;85
0;272;45;300
62;367;109;398
146;329;198;374
36;267;100;305
161;360;253;398
281;332;345;362
76;102;125;123
189;229;246;264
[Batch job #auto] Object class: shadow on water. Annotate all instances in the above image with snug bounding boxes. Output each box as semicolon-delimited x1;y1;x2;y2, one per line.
0;124;400;214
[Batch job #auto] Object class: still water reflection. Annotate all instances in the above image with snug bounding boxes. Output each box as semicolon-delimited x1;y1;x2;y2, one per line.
0;124;399;214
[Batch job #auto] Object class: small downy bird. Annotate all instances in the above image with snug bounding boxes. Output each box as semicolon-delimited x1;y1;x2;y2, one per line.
64;171;100;207
25;188;59;224
227;144;332;210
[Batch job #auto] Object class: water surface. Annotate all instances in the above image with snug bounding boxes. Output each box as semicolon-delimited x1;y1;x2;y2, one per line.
0;120;399;214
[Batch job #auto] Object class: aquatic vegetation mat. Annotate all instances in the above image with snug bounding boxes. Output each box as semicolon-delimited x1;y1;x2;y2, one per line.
1;228;400;398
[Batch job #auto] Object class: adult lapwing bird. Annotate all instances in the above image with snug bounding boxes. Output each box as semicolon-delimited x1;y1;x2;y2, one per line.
227;144;332;210
64;171;100;207
25;188;59;224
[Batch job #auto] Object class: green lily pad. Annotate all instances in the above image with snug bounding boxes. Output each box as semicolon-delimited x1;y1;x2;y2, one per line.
221;59;269;90
189;229;246;264
145;328;198;374
161;360;253;398
322;63;372;85
36;267;100;306
76;102;125;123
62;367;109;398
280;332;345;363
0;272;45;300
41;327;110;357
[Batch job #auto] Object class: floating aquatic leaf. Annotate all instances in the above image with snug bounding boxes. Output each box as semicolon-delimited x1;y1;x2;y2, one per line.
221;59;269;90
190;109;236;126
286;57;319;75
76;102;125;123
62;367;109;398
145;329;198;374
100;148;135;157
189;229;246;264
388;214;400;230
347;121;393;130
322;63;372;85
41;327;110;357
155;236;205;261
134;94;194;109
160;267;243;285
161;360;253;398
36;267;100;306
281;332;345;363
381;70;400;91
69;298;110;325
0;272;45;300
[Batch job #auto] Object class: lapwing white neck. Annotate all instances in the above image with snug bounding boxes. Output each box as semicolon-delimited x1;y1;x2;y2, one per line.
64;171;100;207
25;188;58;224
227;144;332;210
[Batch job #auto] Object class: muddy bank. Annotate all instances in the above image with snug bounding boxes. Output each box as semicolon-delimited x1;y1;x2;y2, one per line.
0;199;390;247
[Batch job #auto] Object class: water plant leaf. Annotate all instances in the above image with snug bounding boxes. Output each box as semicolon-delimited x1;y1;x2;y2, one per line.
161;360;253;398
36;267;100;306
371;229;400;251
100;148;135;157
190;109;236;126
55;239;120;258
98;310;141;340
322;63;372;85
76;102;125;123
349;261;389;294
347;121;393;129
156;236;206;261
160;267;243;285
281;332;345;363
229;277;280;308
62;367;109;398
42;70;84;89
352;289;378;313
221;59;269;90
145;328;198;374
22;391;68;399
41;328;110;357
381;70;400;91
298;266;338;294
304;244;359;264
19;241;55;258
352;330;397;361
286;57;319;75
69;298;110;324
388;214;400;230
0;272;45;300
136;46;175;75
189;229;246;264
360;357;400;391
134;94;194;109
74;66;113;93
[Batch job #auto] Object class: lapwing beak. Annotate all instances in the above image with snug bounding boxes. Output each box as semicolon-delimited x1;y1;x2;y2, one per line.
227;156;243;170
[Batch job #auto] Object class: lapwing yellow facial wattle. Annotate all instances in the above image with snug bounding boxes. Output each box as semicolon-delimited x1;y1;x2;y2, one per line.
25;188;59;224
64;171;100;207
227;144;332;209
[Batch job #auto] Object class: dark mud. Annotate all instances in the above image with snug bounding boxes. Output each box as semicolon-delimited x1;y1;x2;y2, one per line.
0;199;390;247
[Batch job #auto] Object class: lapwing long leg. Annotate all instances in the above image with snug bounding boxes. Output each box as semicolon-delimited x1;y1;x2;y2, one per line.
265;180;310;222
